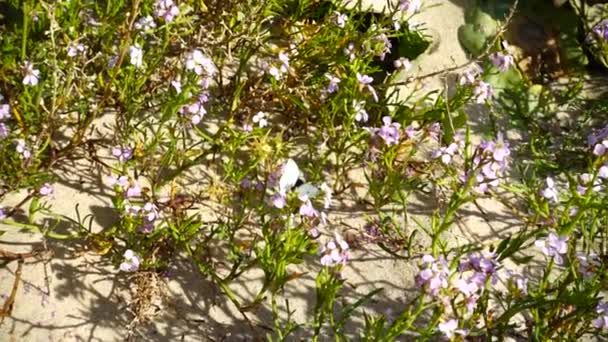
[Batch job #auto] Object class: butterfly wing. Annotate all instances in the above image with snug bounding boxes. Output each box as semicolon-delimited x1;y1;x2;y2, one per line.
279;159;301;194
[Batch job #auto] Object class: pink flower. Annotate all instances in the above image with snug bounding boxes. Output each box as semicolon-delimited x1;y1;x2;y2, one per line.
39;183;54;197
126;181;142;198
299;197;318;217
319;232;349;267
271;193;286;208
111;146;133;162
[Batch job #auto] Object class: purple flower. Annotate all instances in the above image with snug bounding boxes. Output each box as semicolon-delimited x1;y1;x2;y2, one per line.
576;252;601;280
39;183;54;197
111;146;133;162
535;231;568;265
119;249;140;272
591;20;608;41
459;63;483;85
490;52;514;72
154;0;179;22
399;0;422;15
319;232;349;267
540;177;558;202
473;81;494;104
416;255;450;296
125;181;142;198
594;302;608;329
185;50;217;77
432;143;459;165
375;116;401;146
0;207;6;220
299;197;318;217
599;165;608;179
405;125;417;139
323;73;341;94
180;99;207;126
134;15;156;32
16;139;31;159
344;43;356;62
357;73;378;102
67;43;86;57
0;103;10;120
427;122;441;141
0;123;9;139
271;193;287;208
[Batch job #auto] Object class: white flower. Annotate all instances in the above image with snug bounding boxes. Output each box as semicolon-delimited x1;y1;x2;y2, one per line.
67;43;86;57
333;11;348;28
393;57;412;70
540;177;559;202
22;61;40;86
129;45;144;68
154;0;180;22
119;249;140;272
252;111;268;128
185;50;217;76
353;100;368;122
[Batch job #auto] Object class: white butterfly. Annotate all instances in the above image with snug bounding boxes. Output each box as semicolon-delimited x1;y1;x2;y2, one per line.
278;159;319;197
279;159;301;194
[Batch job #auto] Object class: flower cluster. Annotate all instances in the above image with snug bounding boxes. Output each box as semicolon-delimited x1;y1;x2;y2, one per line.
416;255;450;296
0;95;10;139
319;232;349;267
576;252;601;280
111;146;134;162
16;139;31;159
456;252;499;313
124;202;160;233
590;20;608;42
372;116;401;146
107;174;142;198
185;50;217;80
466;133;511;193
180;93;209;125
154;0;180;22
535;231;568;265
432;133;464;165
490;51;514;72
264;52;290;81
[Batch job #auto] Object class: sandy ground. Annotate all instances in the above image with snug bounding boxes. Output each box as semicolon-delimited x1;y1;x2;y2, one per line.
0;1;519;341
